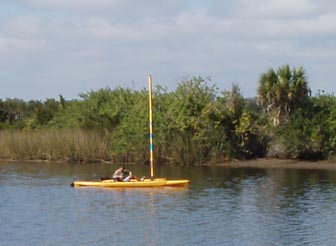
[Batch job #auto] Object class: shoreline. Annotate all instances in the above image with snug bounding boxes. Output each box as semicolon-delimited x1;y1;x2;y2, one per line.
220;158;336;170
1;158;336;170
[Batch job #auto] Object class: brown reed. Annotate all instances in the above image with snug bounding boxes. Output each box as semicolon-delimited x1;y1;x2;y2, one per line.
0;129;114;163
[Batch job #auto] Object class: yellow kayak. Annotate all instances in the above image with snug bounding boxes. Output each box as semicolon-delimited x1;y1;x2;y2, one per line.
71;178;189;188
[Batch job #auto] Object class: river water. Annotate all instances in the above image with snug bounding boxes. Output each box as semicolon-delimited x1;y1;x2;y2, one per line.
1;161;336;246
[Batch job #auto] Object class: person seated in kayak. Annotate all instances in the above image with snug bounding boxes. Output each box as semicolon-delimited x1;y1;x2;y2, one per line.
100;166;145;181
112;166;132;181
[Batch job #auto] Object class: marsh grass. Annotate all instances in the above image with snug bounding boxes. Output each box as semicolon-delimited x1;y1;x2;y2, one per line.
0;129;114;163
0;129;224;165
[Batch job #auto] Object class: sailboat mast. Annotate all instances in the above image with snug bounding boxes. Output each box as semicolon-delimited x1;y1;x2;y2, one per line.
148;75;154;180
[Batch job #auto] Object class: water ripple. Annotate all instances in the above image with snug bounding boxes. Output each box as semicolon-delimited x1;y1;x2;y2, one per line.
1;162;336;246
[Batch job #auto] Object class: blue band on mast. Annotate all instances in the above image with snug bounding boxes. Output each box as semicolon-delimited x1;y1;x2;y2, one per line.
150;143;154;151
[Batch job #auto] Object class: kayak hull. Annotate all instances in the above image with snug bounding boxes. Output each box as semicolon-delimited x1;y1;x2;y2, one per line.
72;178;189;188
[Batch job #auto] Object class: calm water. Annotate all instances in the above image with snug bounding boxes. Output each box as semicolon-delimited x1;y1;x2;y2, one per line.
1;161;336;246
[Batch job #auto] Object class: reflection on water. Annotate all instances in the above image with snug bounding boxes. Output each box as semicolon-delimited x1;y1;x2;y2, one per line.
1;161;336;246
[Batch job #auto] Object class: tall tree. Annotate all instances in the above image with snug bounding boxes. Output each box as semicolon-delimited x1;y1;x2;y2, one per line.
257;65;310;126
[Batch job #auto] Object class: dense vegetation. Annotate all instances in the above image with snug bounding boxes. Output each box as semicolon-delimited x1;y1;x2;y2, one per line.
1;65;336;164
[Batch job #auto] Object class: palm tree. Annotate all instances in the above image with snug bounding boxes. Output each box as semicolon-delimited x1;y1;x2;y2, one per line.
289;66;310;109
257;65;310;126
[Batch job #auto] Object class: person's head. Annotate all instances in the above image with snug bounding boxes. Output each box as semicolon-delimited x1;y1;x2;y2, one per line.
121;166;125;170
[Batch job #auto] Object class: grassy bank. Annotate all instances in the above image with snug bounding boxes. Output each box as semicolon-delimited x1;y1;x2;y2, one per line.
0;130;114;163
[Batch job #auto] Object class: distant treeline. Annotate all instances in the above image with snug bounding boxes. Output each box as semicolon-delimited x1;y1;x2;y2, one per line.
1;65;336;164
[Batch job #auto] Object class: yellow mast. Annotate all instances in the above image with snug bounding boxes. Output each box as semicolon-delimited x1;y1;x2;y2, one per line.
148;75;154;180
